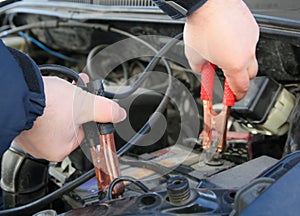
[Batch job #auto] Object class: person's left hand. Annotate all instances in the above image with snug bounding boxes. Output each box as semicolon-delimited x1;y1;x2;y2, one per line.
14;75;127;162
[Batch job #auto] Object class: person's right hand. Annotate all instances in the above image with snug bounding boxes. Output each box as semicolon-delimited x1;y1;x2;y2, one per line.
184;0;259;100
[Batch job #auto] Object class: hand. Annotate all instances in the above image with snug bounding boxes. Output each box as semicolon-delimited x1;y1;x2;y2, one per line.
184;0;259;100
14;75;127;162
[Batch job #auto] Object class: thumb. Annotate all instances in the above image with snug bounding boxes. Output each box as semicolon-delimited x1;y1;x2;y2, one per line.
74;88;127;124
184;44;207;73
93;95;127;123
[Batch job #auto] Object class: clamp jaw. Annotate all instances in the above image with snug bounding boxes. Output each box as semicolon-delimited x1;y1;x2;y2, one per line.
200;63;235;165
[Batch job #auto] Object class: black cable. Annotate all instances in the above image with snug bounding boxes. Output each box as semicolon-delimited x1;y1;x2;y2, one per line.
39;64;85;87
0;169;95;216
117;33;183;156
107;176;152;200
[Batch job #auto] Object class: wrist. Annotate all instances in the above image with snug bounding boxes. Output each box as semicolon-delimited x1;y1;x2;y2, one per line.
153;0;208;19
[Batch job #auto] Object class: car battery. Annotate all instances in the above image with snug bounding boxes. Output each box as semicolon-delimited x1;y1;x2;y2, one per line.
231;76;295;135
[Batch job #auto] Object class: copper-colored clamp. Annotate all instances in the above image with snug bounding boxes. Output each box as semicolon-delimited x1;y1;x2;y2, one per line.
200;63;235;164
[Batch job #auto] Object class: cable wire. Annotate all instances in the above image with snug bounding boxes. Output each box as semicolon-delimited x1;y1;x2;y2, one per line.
117;33;183;156
107;176;152;200
39;64;85;86
0;169;95;216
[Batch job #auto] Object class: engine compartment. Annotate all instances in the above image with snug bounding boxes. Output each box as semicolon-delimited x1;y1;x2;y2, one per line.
1;1;300;215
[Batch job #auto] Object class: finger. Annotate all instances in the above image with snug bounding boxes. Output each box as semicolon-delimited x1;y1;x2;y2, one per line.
72;126;84;151
78;73;90;84
228;56;258;100
184;41;206;72
247;56;258;79
72;73;90;86
223;68;250;101
184;48;206;72
72;73;89;85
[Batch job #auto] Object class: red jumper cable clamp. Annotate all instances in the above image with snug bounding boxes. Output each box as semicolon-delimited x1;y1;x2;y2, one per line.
200;62;235;165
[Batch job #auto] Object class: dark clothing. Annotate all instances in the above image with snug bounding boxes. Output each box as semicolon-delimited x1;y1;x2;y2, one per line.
0;40;45;155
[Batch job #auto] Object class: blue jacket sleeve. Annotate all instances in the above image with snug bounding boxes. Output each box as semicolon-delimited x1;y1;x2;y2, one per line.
0;39;45;155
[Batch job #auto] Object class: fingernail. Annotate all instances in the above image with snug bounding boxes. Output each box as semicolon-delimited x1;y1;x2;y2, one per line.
118;107;127;122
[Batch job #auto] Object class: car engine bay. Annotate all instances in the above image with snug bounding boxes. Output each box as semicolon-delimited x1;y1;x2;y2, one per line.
1;0;300;215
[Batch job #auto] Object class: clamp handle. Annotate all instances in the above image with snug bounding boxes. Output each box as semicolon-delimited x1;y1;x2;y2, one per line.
200;62;215;101
223;80;235;106
200;62;235;107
